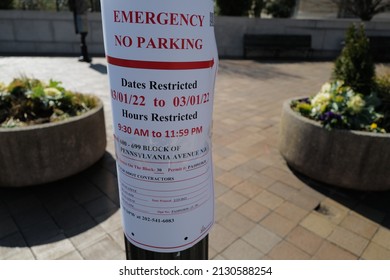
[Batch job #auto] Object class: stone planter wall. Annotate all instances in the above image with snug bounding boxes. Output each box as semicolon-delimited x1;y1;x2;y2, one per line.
0;98;106;187
279;98;390;191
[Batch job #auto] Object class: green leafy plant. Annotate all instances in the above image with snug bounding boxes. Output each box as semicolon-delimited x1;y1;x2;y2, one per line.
292;24;390;133
0;77;97;128
332;24;376;96
375;74;390;130
216;0;252;16
0;0;14;9
264;0;297;18
252;0;265;17
292;80;384;132
8;0;71;11
376;74;390;102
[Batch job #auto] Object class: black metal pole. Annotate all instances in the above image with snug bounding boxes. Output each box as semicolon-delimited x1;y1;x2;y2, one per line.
125;235;208;260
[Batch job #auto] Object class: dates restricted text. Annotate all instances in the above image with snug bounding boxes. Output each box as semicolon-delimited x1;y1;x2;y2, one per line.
111;68;214;250
111;91;210;108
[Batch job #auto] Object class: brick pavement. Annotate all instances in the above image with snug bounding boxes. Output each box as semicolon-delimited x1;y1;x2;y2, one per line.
0;56;390;260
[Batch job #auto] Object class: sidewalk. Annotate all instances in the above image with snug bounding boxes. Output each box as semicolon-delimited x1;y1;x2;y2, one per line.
1;57;390;260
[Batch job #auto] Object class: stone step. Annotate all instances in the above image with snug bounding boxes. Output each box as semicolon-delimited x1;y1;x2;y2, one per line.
298;0;338;13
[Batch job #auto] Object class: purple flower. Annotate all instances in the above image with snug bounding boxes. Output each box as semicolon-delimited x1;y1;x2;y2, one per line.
319;111;342;121
299;97;311;104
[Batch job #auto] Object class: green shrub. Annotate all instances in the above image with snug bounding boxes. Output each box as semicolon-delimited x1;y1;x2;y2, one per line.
9;0;71;11
292;23;390;133
376;74;390;101
292;81;384;132
332;24;376;96
376;74;390;130
216;0;252;16
0;0;14;9
264;0;296;18
0;77;97;128
253;0;265;17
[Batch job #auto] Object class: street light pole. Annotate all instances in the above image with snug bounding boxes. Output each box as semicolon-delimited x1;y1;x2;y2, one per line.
125;235;208;260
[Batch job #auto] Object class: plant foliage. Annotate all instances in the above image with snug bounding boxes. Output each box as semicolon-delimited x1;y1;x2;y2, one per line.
292;81;384;132
252;0;266;17
332;24;375;96
0;77;97;128
264;0;296;18
216;0;252;16
1;0;100;12
0;0;14;9
375;74;390;130
332;0;390;21
292;24;390;133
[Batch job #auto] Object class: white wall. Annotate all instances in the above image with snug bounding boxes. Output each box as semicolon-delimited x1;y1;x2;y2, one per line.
0;11;104;55
1;10;390;59
215;16;390;59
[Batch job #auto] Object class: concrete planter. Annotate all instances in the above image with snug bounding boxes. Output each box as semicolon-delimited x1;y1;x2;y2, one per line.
279;98;390;191
0;98;106;187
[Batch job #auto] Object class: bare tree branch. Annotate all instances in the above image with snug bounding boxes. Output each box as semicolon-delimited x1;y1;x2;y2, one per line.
330;0;390;20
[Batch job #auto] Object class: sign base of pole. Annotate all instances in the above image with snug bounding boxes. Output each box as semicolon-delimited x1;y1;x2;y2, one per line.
125;235;208;260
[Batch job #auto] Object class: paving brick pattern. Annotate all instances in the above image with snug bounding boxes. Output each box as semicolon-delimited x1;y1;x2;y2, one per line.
1;57;390;260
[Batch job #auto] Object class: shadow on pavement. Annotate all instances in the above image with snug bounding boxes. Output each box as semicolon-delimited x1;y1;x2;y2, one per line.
89;63;107;74
291;167;390;228
0;152;119;247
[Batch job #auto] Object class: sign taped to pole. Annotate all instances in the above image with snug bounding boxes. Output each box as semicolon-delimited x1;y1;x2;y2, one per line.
100;0;218;252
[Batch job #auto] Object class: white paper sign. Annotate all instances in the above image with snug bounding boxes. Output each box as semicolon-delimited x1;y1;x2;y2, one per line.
100;0;218;252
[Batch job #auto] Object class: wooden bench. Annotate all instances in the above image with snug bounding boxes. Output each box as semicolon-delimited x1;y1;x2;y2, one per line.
243;34;312;59
368;36;390;62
